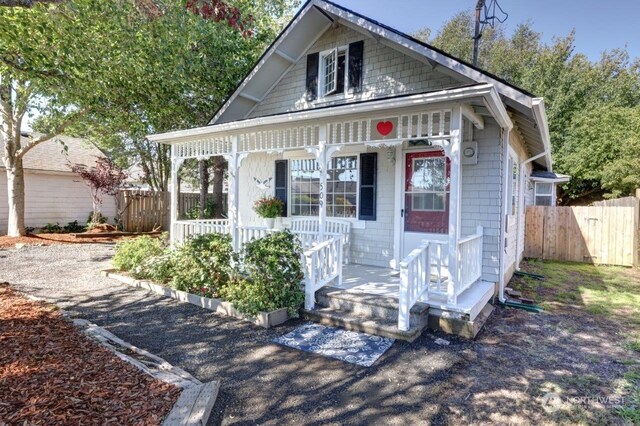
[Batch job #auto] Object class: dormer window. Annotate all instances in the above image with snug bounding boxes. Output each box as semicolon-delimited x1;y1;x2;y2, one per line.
320;47;347;97
306;40;364;102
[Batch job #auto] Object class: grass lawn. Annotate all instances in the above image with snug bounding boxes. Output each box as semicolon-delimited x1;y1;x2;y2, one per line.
508;259;640;424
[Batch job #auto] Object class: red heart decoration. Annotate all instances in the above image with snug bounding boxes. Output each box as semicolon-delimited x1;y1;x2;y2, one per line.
376;121;394;136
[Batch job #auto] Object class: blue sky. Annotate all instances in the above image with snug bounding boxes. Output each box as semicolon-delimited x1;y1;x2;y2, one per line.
331;0;640;61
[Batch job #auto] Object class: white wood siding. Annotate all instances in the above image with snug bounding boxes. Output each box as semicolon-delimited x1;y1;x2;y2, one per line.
248;24;464;118
0;171;117;234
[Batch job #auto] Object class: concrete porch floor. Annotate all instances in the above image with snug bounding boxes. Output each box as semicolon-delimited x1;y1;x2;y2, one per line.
338;264;495;321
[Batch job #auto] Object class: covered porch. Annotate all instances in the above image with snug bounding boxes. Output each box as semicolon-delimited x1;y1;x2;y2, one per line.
149;84;512;335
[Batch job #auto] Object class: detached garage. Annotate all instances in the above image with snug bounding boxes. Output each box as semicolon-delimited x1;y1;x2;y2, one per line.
0;133;116;234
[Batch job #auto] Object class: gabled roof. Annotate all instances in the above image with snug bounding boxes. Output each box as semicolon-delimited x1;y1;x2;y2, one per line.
0;133;103;174
208;0;553;169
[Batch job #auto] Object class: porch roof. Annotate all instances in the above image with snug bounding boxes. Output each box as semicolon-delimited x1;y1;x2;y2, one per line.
148;84;510;151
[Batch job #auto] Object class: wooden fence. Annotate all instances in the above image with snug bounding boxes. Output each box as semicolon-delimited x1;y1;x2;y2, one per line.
178;193;227;218
117;190;170;233
524;205;639;267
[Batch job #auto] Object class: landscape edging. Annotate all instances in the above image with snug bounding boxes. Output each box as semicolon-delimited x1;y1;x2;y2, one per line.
100;269;289;328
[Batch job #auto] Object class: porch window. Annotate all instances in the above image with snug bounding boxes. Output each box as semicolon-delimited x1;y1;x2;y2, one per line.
535;182;553;206
290;156;358;218
507;154;519;215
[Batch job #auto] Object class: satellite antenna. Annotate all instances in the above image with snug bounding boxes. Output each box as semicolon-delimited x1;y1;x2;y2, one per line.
473;0;508;66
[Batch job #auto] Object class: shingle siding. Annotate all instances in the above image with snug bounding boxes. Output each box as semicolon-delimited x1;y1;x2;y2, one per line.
460;118;503;283
248;24;464;118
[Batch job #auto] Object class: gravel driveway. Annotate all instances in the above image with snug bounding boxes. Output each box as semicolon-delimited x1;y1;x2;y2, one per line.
2;244;635;425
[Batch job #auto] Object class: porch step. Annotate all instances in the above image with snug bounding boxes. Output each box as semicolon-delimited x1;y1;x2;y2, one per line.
302;308;426;342
316;286;429;324
303;286;431;342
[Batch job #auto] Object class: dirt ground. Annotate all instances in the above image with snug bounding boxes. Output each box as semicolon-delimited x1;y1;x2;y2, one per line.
1;244;639;425
0;233;129;248
0;282;180;425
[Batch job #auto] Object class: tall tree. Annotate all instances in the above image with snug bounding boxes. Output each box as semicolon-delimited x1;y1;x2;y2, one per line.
414;13;640;202
1;0;295;236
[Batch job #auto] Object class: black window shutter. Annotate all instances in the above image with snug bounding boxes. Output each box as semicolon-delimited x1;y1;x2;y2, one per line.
274;160;288;217
348;40;364;93
359;153;377;220
305;53;319;101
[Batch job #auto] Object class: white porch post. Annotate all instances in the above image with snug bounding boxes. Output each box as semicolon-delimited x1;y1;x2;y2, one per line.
223;136;248;252
308;125;339;242
447;106;463;305
170;147;184;249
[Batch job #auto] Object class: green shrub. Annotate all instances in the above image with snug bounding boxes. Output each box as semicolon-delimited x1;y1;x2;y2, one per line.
136;252;175;283
113;235;165;274
40;222;63;233
63;220;85;233
170;233;234;297
87;211;108;224
221;230;304;316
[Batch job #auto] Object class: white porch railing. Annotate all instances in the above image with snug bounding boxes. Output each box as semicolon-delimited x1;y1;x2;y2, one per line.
398;240;447;331
173;219;230;245
303;236;343;310
450;225;484;304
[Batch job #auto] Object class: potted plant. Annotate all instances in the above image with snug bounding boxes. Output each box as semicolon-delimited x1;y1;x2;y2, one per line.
253;196;284;228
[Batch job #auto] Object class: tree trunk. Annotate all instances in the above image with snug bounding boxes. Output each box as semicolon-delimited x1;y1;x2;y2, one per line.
198;158;209;219
212;156;225;218
5;157;26;237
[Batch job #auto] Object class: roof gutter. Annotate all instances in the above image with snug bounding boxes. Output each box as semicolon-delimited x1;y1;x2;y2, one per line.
531;98;553;171
148;84;512;144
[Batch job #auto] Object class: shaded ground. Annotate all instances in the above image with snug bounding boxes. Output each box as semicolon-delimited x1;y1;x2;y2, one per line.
0;282;179;425
1;245;638;425
0;233;127;248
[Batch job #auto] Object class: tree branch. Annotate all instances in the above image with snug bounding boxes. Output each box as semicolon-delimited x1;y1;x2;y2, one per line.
16;108;87;159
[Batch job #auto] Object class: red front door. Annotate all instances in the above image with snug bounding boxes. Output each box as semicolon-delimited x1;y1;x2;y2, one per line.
404;151;450;234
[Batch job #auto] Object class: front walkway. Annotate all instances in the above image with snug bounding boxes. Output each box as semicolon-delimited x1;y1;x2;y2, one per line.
0;244;633;425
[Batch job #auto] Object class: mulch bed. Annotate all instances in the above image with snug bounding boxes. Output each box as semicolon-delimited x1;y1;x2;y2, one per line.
0;234;128;248
0;283;180;425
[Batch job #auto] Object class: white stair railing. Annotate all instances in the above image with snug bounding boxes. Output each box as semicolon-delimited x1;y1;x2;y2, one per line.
173;219;230;245
451;225;484;303
303;236;343;310
398;241;431;331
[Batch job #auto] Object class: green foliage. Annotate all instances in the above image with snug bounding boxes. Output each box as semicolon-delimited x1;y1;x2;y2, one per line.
221;230;304;316
112;235;165;275
186;199;215;220
415;16;640;202
40;223;63;233
87;211;108;225
136;252;175;284
171;233;235;297
63;220;85;233
253;196;284;218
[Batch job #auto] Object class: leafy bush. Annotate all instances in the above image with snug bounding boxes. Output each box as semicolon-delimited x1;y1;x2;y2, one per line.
112;235;165;274
40;223;63;233
253;196;284;218
186;199;215;220
87;211;108;225
136;252;175;284
63;220;85;233
221;230;304;316
171;233;234;297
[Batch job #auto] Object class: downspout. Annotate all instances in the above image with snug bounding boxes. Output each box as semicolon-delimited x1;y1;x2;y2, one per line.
498;129;509;302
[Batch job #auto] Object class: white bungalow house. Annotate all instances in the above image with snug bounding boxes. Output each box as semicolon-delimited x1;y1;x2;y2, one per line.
148;0;560;339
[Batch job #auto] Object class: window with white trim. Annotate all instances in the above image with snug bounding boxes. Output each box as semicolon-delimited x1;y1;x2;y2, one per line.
290;156;358;218
535;182;553;206
319;46;347;98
